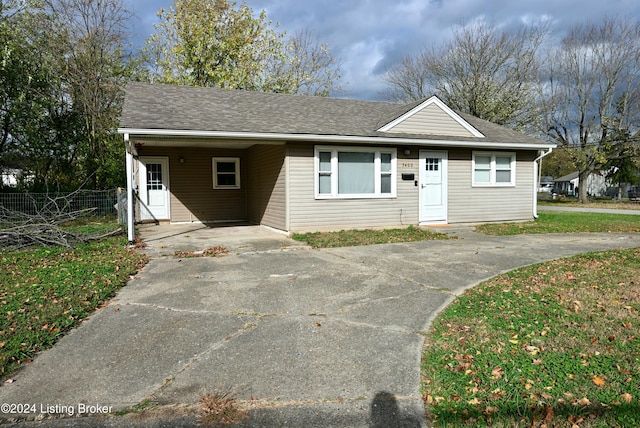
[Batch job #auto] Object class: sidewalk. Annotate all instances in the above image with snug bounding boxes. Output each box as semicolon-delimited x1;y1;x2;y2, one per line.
538;205;640;215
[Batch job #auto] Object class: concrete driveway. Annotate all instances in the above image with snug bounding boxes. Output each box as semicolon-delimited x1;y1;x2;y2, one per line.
1;226;639;427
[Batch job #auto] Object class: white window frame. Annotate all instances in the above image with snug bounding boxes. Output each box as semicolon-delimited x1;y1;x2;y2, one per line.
314;146;397;199
472;152;516;187
212;157;241;189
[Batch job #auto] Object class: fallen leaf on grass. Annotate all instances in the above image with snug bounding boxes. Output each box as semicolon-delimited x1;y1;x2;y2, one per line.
592;375;605;386
576;397;591;406
573;300;581;313
568;414;585;426
621;393;633;403
491;367;503;380
544;404;554;421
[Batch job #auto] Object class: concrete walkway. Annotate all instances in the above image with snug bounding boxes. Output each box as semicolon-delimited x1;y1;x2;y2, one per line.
538;205;640;215
1;229;639;427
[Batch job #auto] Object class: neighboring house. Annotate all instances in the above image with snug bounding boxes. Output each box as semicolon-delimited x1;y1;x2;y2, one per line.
538;176;554;193
118;82;555;240
553;171;610;197
1;168;22;187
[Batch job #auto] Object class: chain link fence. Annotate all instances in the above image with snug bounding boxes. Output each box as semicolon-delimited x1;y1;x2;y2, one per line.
0;189;127;225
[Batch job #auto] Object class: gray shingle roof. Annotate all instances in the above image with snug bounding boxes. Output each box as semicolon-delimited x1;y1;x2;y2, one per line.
119;82;549;147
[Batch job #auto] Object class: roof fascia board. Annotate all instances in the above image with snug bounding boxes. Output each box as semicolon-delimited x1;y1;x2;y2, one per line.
376;96;485;138
119;128;554;150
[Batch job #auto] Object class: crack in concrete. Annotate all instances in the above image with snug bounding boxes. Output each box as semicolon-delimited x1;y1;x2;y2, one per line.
329;317;420;336
144;318;263;402
325;251;457;295
125;302;223;315
235;393;423;409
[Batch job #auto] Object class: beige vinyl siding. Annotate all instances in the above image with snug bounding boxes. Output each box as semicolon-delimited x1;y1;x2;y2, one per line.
386;104;476;137
448;149;535;223
142;146;247;223
288;143;418;232
246;145;287;230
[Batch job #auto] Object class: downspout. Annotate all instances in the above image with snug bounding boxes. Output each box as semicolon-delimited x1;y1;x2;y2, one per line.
124;133;135;243
533;147;553;219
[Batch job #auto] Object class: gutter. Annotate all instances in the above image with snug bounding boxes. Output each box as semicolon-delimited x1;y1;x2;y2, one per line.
533;147;554;219
117;128;555;151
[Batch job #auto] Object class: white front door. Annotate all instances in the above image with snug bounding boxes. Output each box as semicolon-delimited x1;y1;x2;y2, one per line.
139;157;170;221
419;150;447;224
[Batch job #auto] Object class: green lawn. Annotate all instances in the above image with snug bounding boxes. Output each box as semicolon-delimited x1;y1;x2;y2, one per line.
422;248;640;427
476;212;640;235
292;225;452;248
0;237;147;378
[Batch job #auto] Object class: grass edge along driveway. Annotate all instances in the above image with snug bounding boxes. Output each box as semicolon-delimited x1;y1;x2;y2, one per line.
424;212;640;427
477;211;640;235
0;237;148;379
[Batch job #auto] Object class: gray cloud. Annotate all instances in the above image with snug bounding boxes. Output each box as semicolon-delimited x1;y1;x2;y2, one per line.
125;0;640;100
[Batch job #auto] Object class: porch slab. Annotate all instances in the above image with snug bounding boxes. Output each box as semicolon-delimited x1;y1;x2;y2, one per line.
136;223;309;257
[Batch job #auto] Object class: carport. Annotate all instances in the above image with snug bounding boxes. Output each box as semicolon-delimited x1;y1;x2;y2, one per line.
137;223;309;257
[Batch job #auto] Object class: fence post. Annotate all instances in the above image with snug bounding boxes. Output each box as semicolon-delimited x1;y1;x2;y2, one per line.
117;188;125;233
117;188;121;224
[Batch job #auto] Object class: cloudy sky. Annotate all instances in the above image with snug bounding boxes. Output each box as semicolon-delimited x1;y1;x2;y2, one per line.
124;0;640;101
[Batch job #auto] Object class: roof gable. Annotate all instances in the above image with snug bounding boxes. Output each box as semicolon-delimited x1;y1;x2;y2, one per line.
377;96;484;138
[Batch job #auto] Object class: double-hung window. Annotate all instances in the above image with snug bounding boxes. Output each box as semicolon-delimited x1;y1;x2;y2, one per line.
212;157;240;189
315;146;397;198
472;152;516;186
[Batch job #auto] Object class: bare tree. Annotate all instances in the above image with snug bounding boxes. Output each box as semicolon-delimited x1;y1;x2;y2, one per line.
382;21;548;131
540;18;640;203
43;0;135;189
280;29;343;96
380;53;431;102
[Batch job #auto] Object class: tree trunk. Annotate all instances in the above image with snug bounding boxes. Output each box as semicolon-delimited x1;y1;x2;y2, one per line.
577;170;589;203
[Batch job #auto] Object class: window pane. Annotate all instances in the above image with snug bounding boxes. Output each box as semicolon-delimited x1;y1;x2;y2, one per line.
475;155;491;168
147;164;162;190
426;158;439;171
217;174;236;186
338;152;375;194
496;170;512;183
319;173;331;194
381;174;391;194
474;170;491;183
381;153;392;172
496;156;511;169
217;161;236;173
319;152;331;171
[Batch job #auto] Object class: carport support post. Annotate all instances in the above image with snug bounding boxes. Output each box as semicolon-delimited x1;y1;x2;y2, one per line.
533;148;553;218
125;133;135;243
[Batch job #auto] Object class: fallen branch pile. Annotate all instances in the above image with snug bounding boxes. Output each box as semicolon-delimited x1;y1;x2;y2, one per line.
0;192;121;251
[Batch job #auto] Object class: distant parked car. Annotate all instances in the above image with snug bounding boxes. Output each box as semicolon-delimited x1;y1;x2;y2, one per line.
629;187;640;202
